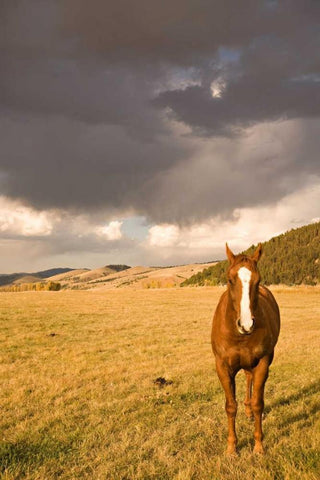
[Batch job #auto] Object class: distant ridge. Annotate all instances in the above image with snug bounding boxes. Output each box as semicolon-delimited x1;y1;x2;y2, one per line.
49;265;131;284
0;262;216;290
182;222;320;286
0;265;131;289
36;268;76;279
0;268;76;287
105;264;130;272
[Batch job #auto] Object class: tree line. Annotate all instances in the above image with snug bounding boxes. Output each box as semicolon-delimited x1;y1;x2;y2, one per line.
0;281;61;292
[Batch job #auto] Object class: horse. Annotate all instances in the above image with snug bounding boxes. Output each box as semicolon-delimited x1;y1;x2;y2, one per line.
211;243;280;455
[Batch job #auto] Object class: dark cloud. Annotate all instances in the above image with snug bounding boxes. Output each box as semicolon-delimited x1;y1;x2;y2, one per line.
61;0;320;65
62;0;262;63
0;114;191;213
155;74;320;136
0;0;320;226
155;31;320;135
141;118;320;224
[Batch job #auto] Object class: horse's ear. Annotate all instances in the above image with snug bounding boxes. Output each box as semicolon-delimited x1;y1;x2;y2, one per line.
226;243;235;263
252;243;263;262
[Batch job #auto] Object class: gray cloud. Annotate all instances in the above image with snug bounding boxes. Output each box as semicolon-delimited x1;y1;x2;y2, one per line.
140;118;320;224
155;34;320;136
0;114;192;214
0;0;320;228
62;0;320;65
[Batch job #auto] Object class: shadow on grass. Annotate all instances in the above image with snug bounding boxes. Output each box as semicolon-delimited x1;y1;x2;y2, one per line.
0;437;76;477
261;378;320;457
230;379;320;454
265;378;320;414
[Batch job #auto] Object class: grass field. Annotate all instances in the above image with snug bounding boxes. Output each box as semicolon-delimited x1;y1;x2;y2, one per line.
1;287;319;479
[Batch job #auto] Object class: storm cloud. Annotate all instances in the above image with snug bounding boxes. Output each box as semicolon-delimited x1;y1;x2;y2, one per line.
1;0;320;236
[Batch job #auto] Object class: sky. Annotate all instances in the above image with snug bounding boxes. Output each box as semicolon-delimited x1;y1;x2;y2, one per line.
1;0;320;272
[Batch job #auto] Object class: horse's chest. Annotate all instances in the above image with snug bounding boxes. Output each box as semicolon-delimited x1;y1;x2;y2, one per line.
223;345;266;370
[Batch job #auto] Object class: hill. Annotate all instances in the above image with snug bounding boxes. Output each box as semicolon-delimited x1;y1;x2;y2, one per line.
0;268;75;287
91;263;217;290
47;269;90;282
44;263;216;290
0;265;132;290
47;264;130;288
13;275;43;285
182;222;320;286
34;268;75;279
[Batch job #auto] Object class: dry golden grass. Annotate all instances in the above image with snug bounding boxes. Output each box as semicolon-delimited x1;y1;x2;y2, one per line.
0;287;319;479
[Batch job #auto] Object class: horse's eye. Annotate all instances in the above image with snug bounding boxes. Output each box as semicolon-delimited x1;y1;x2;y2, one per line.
228;279;233;285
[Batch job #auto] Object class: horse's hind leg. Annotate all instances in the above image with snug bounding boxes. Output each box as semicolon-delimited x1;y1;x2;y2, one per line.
244;370;253;419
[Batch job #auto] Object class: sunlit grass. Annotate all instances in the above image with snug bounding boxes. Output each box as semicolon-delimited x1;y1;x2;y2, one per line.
0;287;319;479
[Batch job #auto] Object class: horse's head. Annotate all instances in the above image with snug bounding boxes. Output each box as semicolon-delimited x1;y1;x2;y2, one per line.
225;243;262;335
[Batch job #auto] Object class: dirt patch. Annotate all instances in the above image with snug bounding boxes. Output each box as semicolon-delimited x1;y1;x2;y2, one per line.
153;377;173;387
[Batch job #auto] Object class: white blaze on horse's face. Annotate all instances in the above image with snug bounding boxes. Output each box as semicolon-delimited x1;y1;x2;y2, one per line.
238;267;254;332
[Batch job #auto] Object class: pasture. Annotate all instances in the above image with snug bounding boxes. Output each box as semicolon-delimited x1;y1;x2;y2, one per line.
1;287;319;479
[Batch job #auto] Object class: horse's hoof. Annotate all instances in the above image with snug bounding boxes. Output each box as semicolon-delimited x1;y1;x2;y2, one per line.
253;444;264;455
226;445;237;456
226;451;238;457
245;409;254;420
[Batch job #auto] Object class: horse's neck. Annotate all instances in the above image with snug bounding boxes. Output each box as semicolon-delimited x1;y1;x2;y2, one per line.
226;292;238;320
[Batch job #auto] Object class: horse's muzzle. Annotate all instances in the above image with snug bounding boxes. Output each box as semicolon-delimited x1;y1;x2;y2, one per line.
237;318;255;335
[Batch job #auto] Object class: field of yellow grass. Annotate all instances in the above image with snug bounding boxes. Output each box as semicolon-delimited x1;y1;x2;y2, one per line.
1;287;319;479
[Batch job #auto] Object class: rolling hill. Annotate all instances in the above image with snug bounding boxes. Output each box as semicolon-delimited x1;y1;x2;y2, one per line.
47;265;131;288
0;263;217;291
13;275;43;285
182;222;320;286
46;263;216;290
0;265;130;289
0;268;75;287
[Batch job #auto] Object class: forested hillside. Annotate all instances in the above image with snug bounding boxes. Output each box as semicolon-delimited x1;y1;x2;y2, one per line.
182;222;320;286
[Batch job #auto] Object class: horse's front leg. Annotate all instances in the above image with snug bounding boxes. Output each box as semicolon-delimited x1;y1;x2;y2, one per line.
251;356;270;454
216;359;237;455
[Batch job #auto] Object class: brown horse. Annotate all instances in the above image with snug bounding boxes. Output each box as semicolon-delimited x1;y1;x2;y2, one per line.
211;243;280;455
